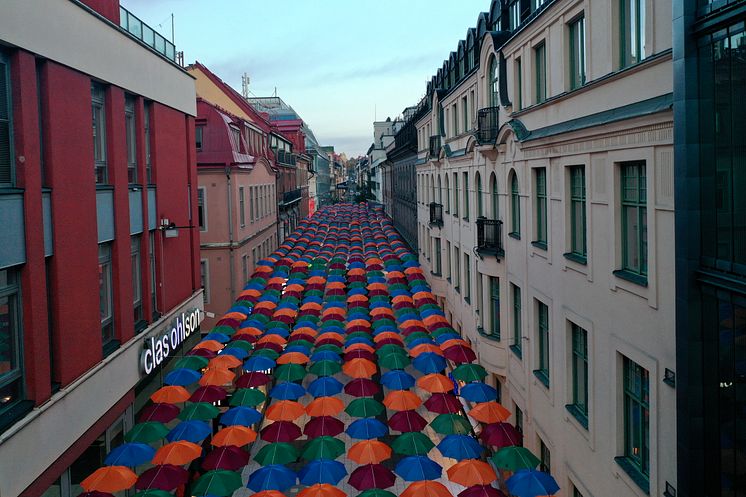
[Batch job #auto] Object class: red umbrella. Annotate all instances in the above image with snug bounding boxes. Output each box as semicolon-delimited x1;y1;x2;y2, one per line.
261;421;302;442
138;403;179;423
348;464;396;490
344;350;377;362
79;493;114;497
344;378;380;397
255;342;284;353
135;464;189;491
236;371;272;388
304;415;345;438
480;423;522;448
187;348;216;359
424;393;463;414
317;337;344;348
201;445;250;471
374;338;404;348
388;410;428;433
458;486;507;497
443;346;477;364
189;385;227;403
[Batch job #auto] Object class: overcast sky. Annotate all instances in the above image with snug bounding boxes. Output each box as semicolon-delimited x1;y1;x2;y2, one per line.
121;0;486;157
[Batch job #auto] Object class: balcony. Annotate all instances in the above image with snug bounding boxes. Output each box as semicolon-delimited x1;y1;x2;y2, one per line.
275;149;297;166
119;6;177;62
429;135;442;159
477;106;500;144
281;188;302;206
476;217;504;258
429;202;444;227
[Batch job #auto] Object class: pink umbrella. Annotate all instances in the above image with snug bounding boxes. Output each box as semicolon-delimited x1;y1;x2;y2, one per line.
344;378;380;397
201;446;250;471
424;393;463;414
388;410;428;433
138;403;179;423
480;423;522;448
189;385;227;403
348;464;396;490
304;415;345;438
135;464;189;491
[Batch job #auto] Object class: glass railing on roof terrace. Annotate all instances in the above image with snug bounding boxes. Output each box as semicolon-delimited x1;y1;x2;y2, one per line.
119;6;176;62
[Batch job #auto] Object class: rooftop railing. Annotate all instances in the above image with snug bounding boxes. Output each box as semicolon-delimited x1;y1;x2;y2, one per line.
119;6;176;62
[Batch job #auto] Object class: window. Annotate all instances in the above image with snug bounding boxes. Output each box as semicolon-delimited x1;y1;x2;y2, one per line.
239;186;246;227
476;173;483;217
197;187;207;231
535;301;550;386
445;240;451;279
515;58;523;111
490;173;499;219
0;269;23;413
510;173;521;237
569;15;587;89
0;52;14;187
434;238;442;275
572;486;585;497
620;162;647;279
131;237;143;325
230;126;240;152
124;96;137;184
195;125;203;151
438;175;443;204
535;42;547;104
242;255;248;285
149;232;158;318
476;273;484;327
454;246;460;292
489;56;499;107
200;259;209;305
99;244;114;347
569;166;587;259
464;253;471;302
250;186;255;222
620;0;646;67
515;404;524;434
462;96;469;132
511;284;522;357
452;103;458;136
509;1;521;30
621;356;650;481
144;103;152;184
453;173;459;217
489;276;500;339
470;90;475;126
535;168;547;246
569;323;589;426
445;174;451;213
463;171;470;220
92;83;108;184
539;438;551;473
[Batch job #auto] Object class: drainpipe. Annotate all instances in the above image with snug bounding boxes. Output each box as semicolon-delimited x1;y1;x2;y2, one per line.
226;166;236;301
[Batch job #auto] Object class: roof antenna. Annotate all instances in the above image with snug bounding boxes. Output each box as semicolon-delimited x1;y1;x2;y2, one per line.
241;73;251;98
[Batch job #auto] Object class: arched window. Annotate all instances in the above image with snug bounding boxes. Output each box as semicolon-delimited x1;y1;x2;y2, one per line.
438;175;443;203
476;172;483;217
490;172;499;219
445;173;451;213
489;56;499;107
510;172;520;236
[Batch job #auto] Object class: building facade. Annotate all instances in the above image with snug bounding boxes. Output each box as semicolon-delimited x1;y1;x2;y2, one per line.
0;1;204;495
411;1;675;496
367;117;399;204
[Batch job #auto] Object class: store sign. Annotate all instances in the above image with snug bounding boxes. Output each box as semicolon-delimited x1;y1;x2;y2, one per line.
141;308;202;375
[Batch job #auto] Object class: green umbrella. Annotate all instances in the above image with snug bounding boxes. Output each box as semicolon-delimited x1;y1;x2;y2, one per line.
391;432;435;456
173;355;209;370
305;290;324;297
358;490;397;497
380;353;410;370
419;303;441;311
431;327;455;337
313;344;344;355
230;388;266;407
345;397;385;418
367;270;384;277
309;360;342;376
255;442;299;466
228;340;253;352
234;299;254;308
178;402;220;421
346;331;373;342
274;363;306;382
372;319;396;329
349;281;367;288
377;344;407;357
252;348;280;360
191;469;242;496
403;332;430;345
124;421;168;443
491;446;541;471
348;306;369;316
369;295;389;303
267;321;290;330
252;313;270;323
430;413;473;435
323;319;345;329
388;283;408;291
133;490;174;497
452;363;487;382
290;339;315;351
212;325;236;336
302;435;346;460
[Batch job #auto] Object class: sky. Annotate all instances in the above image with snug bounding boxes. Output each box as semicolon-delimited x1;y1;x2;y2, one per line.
121;0;487;157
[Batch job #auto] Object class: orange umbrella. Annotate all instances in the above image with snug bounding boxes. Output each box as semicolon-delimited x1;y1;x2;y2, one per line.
266;400;305;421
345;343;375;354
307;276;327;284
306;396;345;416
370;308;395;318
151;385;190;404
212;425;258;447
404;267;424;275
255;301;278;310
386;271;405;279
223;311;247;320
347;295;368;304
417;373;454;393
291;327;318;338
423;315;449;326
255;491;288;497
199;367;235;386
152;440;202;465
293;260;309;268
274;308;298;318
254;266;272;273
277;352;310;365
366;258;383;264
301;302;323;311
342;358;377;378
239;288;261;298
412;291;435;301
392;295;413;304
401;481;452;497
440;339;471;350
193;340;224;352
467;401;511;423
318;332;344;343
373;331;401;343
409;343;444;357
268;277;286;285
298;484;346;497
383;390;422;411
209;354;242;369
348;268;366;276
347;319;371;328
366;283;387;291
237;326;263;337
348;439;392;464
401;319;425;329
80;466;137;493
285;284;305;293
446;459;497;486
258;334;288;346
322;307;347;317
327;281;346;289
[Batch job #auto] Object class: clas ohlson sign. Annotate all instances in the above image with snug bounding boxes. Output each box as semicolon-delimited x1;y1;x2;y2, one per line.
140;307;203;375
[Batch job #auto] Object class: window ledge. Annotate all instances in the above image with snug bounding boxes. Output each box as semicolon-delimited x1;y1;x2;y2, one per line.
531;241;548;250
533;369;550;388
509;232;521;240
614;457;650;495
95;184;115;191
103;339;121;358
510;344;523;359
431;271;442;278
478;327;500;342
0;400;34;436
613;269;648;287
563;252;587;265
565;404;589;429
464;297;471;304
134;320;148;334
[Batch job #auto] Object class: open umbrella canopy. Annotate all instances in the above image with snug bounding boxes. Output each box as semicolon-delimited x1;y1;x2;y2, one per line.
446;459;497;487
505;470;560;497
152;441;202;466
437;435;484;461
304;415;345;438
395;455;443;481
383;390;422;411
347;418;388;440
301;435;346;460
348;440;392;464
230;388;266;407
344;378;380;397
270;382;307;400
266;400;306;421
401;481;453;497
391;432;436;456
261;421;303;442
298;484;346;497
135;464;189;491
459;383;498;403
345;397;385;418
348;464;397;491
457;486;506;497
81;466;137;492
125;422;169;444
480;422;522;448
491;446;541;471
306;396;345;417
416;373;454;393
298;459;348;485
255;442;299;466
424;393;463;414
452;364;487;382
467;402;511;424
248;464;297;492
166;420;212;443
220;406;262;426
430;414;473;435
104;443;155;467
211;426;257;447
388;410;428;433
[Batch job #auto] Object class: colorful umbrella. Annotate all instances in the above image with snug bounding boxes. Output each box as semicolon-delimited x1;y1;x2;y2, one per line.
452;364;487;382
248;464;297;492
270;382;307;400
383;390;422;411
152;441;202;465
255;442;299;466
150;386;190;404
358;488;397;497
135;464;188;491
348;464;397;490
491;446;541;471
212;426;257;447
348;440;392;464
347;418;388;440
202;446;251;471
416;373;454;393
395;456;443;481
306;396;345;417
137;403;180;423
104;443;155;467
446;459;497;487
298;484;347;497
307;376;344;397
505;470;560;497
436;435;483;461
178;402;220;421
298;459;348;485
457;486;506;497
191;469;243;496
166;420;212;443
467;402;511;424
189;385;228;403
261;421;303;442
345;397;385;418
430;414;473;435
230;388;266;407
125;422;169;443
304;415;345;438
221;406;262;426
301;436;346;460
400;481;453;497
81;466;137;492
391;432;435;456
388;410;428;433
480;422;522;448
344;378;380;397
266;400;306;421
424;393;463;414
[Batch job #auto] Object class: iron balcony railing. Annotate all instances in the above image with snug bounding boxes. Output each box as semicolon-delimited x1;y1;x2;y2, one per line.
476;106;500;144
119;6;176;62
429;202;444;227
429;135;442;158
476;217;504;257
275;149;297;166
281;188;302;205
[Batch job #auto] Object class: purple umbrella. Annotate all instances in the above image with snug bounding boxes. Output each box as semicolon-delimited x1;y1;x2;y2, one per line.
202;445;250;471
135;464;189;491
304;415;345;438
443;345;477;364
344;378;380;397
481;422;522;448
458;486;508;497
236;371;272;388
348;463;396;490
138;403;179;423
388;410;428;433
424;393;463;414
189;385;227;403
261;421;302;442
344;350;377;362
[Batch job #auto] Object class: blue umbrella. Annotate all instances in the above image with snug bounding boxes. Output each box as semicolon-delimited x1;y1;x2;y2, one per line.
347;418;388;440
402;260;419;268
164;368;201;386
381;370;416;390
202;332;231;343
407;337;434;348
298;459;348;485
303;296;323;304
319;326;345;335
310;351;343;363
307;377;344;397
348;287;367;296
270;382;306;400
265;328;290;338
166;420;211;443
344;337;374;347
394;455;443;481
285;345;312;355
413;352;447;374
434;333;461;345
390;289;410;297
247;464;297;492
506;470;560;497
220;347;250;360
460;382;498;402
436;435;484;461
221;406;262;426
104;442;155;467
245;356;276;372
